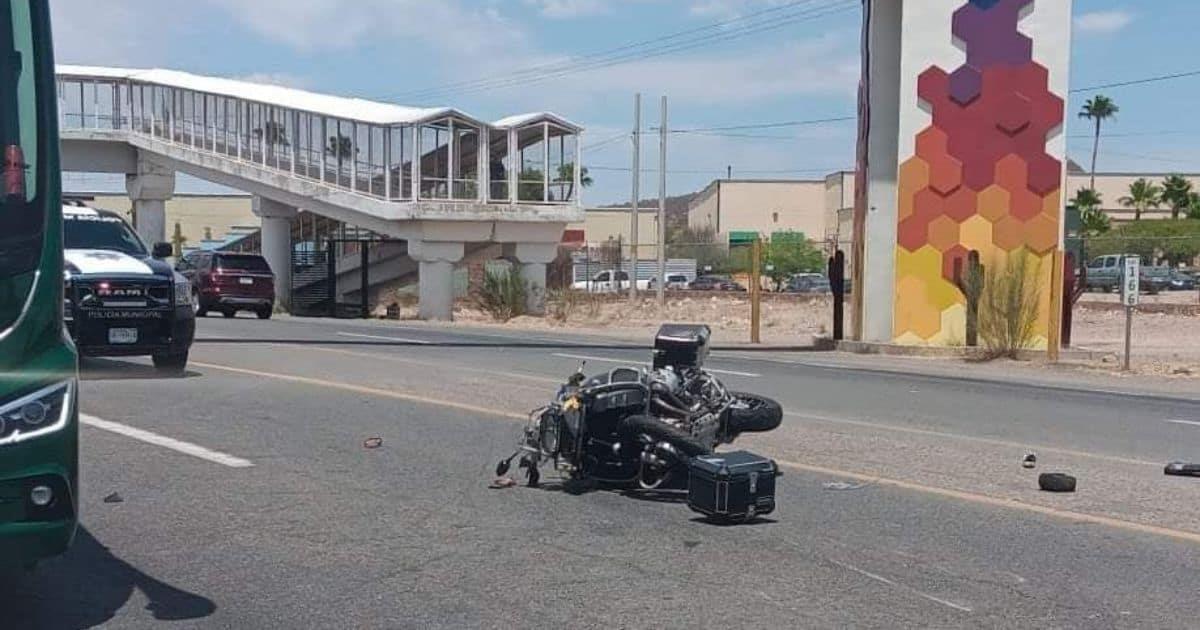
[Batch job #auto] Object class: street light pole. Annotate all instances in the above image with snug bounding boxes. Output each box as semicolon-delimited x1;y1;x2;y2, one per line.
630;93;641;302
657;95;667;306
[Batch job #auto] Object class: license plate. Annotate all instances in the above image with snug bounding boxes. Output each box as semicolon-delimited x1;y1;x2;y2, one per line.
239;277;253;285
108;328;138;344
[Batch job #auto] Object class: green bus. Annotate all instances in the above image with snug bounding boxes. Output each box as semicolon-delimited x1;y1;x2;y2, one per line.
0;0;79;570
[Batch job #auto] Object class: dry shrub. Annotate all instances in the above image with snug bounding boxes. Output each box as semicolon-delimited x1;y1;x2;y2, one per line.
477;267;527;321
978;248;1044;359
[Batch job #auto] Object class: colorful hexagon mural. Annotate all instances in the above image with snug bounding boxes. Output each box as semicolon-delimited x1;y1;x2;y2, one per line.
893;0;1064;346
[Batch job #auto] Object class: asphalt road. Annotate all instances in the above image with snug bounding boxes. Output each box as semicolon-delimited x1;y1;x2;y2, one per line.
5;314;1200;629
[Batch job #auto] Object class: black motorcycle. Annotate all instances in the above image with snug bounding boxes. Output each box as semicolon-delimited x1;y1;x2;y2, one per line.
497;324;783;490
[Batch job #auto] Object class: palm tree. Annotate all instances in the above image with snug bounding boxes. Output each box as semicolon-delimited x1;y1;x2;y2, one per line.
1161;175;1195;220
1071;188;1110;235
1078;95;1119;190
1118;178;1161;221
556;164;593;201
1189;192;1200;220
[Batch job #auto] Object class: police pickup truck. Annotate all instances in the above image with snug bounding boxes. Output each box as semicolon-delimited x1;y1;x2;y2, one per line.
62;203;194;373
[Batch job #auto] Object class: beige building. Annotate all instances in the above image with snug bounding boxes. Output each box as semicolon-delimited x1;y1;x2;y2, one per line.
1064;169;1200;223
569;207;662;259
68;192;257;250
687;179;828;243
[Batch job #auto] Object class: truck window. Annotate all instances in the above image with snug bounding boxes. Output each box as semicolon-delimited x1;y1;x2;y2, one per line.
1104;257;1116;268
615;271;629;281
596;272;609;282
64;214;148;256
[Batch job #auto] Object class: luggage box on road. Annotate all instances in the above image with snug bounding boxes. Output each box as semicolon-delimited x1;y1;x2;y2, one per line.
687;450;777;522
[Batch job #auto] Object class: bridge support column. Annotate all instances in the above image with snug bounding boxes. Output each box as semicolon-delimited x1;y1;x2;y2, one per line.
252;197;298;311
508;243;558;316
410;241;464;321
125;156;175;246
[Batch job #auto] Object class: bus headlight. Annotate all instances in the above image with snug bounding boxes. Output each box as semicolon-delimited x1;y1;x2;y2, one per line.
0;381;73;445
173;278;191;307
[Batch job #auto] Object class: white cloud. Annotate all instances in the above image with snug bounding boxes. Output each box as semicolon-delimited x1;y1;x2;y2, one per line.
560;35;859;105
1074;10;1134;35
689;0;790;19
523;0;610;19
204;0;529;59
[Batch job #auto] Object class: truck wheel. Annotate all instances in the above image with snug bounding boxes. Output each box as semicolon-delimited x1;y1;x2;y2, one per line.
256;307;273;320
152;350;189;374
193;290;208;317
222;309;236;318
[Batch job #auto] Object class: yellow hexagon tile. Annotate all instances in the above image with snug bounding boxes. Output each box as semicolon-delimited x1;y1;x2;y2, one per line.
1026;213;1059;254
958;215;994;253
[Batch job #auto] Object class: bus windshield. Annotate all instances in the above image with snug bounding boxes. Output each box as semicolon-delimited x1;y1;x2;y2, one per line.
0;0;41;329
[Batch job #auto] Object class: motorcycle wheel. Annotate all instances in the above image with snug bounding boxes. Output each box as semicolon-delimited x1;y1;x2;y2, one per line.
726;392;783;435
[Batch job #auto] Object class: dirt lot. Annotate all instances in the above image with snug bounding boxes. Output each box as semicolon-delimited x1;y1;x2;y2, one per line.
377;290;1200;376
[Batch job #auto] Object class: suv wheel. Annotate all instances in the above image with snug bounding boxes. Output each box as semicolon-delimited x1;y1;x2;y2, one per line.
152;350;189;374
193;290;208;317
256;306;273;320
222;309;236;318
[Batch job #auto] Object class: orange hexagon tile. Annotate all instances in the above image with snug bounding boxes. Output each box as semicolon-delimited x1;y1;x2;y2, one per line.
1026;213;1059;254
958;215;993;252
977;185;1010;222
994;154;1028;192
927;215;961;252
991;215;1024;251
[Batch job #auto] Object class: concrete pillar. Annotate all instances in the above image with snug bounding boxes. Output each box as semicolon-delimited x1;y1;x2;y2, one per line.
125;155;175;246
857;0;1072;347
409;240;465;321
252;196;298;310
510;242;558;316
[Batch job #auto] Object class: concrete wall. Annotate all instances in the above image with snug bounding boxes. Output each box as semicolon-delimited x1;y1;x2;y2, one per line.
687;179;828;241
70;192;256;249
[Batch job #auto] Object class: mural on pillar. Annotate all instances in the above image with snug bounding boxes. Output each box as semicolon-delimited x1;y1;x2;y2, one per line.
894;0;1064;346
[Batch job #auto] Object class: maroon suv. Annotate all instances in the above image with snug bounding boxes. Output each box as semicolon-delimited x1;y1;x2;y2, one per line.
176;251;276;319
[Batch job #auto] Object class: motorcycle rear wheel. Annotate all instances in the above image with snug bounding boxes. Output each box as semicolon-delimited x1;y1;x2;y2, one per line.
726;392;783;435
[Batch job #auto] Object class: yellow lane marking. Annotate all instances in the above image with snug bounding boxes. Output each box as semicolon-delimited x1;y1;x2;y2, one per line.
192;361;1200;546
787;411;1160;467
190;361;527;421
773;458;1200;546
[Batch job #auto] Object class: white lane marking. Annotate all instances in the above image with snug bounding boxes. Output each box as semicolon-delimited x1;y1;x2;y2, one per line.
1165;419;1200;427
551;352;760;378
81;414;254;468
337;332;432;345
829;559;973;614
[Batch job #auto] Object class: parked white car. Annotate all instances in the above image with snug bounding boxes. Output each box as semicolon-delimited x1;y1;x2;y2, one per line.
572;270;653;293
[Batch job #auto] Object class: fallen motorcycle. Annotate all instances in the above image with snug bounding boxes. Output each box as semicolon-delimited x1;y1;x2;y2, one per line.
496;324;783;521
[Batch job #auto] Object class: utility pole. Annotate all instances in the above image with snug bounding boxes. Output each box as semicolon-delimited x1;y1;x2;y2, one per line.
727;165;732;179
657;95;667;306
629;93;641;302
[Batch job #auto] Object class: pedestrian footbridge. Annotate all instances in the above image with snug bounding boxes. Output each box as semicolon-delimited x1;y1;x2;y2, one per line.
56;66;584;319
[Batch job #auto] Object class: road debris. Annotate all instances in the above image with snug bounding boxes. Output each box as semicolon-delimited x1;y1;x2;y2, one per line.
823;480;873;491
489;477;518;489
1038;473;1076;493
1164;462;1200;477
1022;453;1037;469
363;437;384;449
103;492;124;504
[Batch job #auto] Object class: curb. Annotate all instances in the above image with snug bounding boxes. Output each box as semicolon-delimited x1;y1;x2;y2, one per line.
817;337;1106;361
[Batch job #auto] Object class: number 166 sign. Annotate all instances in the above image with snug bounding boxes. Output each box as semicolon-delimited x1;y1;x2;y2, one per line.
1122;257;1140;307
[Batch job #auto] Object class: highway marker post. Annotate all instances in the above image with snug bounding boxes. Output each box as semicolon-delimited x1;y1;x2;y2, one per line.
1121;256;1139;371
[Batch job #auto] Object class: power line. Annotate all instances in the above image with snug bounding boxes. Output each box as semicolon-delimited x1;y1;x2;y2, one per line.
387;0;858;102
383;0;833;102
665;115;856;133
588;165;847;175
581;131;629;153
1071;69;1200;93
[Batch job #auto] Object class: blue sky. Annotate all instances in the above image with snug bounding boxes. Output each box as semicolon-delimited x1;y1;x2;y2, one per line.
51;0;1200;204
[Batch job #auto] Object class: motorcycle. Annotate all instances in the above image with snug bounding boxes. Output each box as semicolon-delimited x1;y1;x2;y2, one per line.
496;324;783;490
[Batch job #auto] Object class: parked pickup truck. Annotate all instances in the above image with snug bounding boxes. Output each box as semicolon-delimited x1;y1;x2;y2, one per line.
1085;255;1170;294
572;270;653;293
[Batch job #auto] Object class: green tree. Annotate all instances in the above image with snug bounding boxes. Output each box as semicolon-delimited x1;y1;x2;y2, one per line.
325;134;355;160
1071;188;1110;235
1088;219;1200;267
763;231;824;290
1162;175;1196;220
1118;177;1161;221
666;223;728;274
1078;95;1119;190
555;164;592;202
1188;192;1200;220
